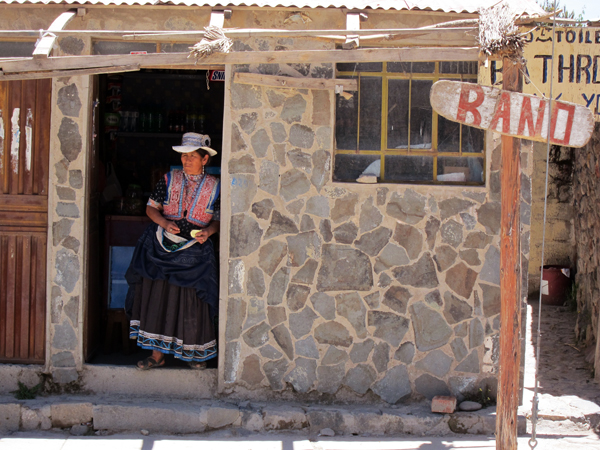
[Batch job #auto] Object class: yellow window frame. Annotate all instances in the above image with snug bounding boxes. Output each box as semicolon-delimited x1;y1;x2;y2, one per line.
335;62;484;185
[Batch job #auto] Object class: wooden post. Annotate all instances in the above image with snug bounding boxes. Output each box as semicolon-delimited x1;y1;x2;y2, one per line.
496;56;523;449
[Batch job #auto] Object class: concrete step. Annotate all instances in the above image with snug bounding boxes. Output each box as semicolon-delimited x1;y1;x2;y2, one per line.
0;394;524;436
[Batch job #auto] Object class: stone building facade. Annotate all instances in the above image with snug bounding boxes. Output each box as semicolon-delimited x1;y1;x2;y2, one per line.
0;3;535;404
573;123;600;376
218;45;534;401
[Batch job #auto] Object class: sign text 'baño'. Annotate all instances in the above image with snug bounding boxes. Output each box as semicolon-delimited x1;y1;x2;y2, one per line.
430;80;594;148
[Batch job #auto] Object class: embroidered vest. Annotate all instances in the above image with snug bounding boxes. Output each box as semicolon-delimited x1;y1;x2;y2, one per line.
163;170;219;227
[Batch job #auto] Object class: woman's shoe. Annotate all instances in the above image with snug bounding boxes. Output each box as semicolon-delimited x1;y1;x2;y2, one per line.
188;361;207;370
136;356;166;371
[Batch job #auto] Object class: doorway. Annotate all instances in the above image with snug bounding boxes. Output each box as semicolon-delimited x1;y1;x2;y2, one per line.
86;69;225;368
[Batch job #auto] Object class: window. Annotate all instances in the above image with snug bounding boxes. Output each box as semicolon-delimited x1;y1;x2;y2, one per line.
334;61;484;185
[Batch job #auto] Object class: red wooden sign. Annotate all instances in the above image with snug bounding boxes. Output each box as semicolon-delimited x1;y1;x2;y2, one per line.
430;80;594;148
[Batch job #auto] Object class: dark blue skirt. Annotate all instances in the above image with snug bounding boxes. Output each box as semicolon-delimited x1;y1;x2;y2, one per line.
126;224;218;362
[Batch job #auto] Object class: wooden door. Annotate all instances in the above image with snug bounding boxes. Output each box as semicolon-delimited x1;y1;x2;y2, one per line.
0;79;51;364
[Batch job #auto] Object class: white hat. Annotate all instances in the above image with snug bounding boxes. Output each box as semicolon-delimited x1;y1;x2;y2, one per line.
173;132;217;156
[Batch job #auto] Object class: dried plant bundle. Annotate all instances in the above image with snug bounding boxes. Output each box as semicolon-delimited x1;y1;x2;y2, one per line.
478;2;529;57
189;26;233;60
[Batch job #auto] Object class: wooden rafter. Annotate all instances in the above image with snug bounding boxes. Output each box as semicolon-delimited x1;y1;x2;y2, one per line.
0;64;140;81
0;46;480;77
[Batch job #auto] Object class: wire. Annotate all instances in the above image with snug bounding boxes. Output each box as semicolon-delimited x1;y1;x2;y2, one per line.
528;3;558;449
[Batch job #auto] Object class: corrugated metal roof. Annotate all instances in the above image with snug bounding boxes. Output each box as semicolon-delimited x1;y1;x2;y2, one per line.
0;0;546;15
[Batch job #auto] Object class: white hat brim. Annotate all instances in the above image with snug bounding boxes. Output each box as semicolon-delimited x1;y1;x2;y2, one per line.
172;145;217;156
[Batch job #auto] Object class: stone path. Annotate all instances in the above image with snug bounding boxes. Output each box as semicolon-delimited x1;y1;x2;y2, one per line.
522;298;600;435
1;430;599;449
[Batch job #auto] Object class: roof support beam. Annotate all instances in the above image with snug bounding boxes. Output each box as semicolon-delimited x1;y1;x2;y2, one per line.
0;46;480;75
32;10;76;58
0;64;140;81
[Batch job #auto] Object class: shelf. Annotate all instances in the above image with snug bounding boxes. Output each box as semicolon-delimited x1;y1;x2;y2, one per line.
117;132;183;138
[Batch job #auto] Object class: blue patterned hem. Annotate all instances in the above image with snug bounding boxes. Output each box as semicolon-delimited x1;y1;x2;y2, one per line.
129;323;217;362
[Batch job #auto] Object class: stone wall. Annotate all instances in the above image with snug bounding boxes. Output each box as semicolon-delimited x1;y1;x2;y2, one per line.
221;43;533;403
573;123;600;369
45;37;93;384
528;142;575;293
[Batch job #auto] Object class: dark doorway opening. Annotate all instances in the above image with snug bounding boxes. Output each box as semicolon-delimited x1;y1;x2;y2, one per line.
86;68;225;368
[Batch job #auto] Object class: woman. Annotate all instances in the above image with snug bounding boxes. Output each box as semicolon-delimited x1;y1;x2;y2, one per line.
126;132;220;370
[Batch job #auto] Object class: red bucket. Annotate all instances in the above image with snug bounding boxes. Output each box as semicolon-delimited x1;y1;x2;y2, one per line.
541;266;571;306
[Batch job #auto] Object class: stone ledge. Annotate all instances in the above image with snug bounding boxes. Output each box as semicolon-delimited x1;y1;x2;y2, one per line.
0;402;20;432
80;365;217;399
0;365;44;395
0;395;526;436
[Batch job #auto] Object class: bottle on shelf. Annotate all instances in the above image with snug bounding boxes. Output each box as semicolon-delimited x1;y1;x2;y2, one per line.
156;112;164;133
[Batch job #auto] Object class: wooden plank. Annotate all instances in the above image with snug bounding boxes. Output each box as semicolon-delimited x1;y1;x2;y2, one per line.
430;80;594;148
0;235;6;356
4;235;16;358
0;81;7;194
21;81;36;195
0;64;141;82
19;235;31;359
0;194;47;210
0;47;480;74
28;234;36;358
496;57;523;450
0;211;48;228
33;234;46;360
34;79;52;195
32;11;76;58
234;72;358;91
359;30;476;47
8;81;20;195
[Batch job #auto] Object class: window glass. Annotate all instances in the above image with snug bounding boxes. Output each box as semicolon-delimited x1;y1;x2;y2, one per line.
387;62;411;74
462;126;485;153
412;62;436;73
384;155;433;182
335;81;358;151
387;79;410;149
161;43;193;53
0;41;35;57
358;77;382;151
440;61;478;74
94;42;157;55
437;156;484;183
388;62;435;73
333;154;381;182
410;80;433;149
334;61;483;185
438;115;460;152
337;62;382;72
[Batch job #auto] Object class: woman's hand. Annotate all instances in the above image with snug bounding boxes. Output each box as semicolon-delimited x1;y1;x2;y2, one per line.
193;221;220;244
164;221;180;235
193;229;209;244
146;205;180;234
